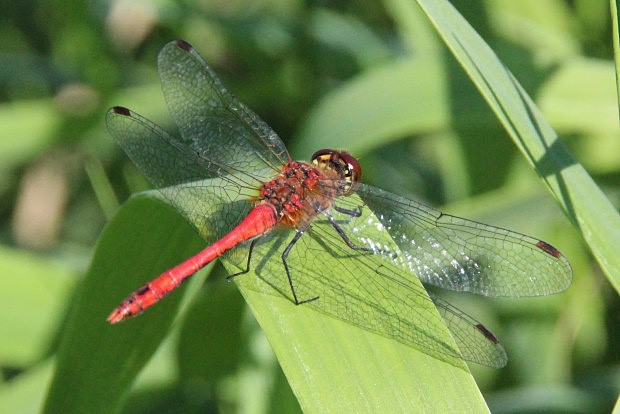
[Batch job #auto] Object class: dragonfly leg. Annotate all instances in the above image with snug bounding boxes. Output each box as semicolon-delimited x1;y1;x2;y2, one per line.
333;204;363;217
227;239;257;280
282;224;319;305
323;210;395;257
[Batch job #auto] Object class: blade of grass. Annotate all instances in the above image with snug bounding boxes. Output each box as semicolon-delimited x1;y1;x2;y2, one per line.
612;0;620;113
412;0;620;292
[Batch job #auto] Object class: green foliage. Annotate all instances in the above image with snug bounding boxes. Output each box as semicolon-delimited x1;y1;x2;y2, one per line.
0;0;617;412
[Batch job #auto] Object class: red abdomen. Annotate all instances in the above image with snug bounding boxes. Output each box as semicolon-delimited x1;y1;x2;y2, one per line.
107;203;278;323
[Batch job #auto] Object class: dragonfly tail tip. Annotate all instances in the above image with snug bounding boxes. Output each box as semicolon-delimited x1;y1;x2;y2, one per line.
107;308;127;324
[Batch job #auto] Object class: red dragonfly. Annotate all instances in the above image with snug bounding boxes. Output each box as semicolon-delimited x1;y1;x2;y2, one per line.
106;40;572;368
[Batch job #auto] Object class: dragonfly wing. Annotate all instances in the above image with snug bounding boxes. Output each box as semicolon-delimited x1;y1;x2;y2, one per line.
353;184;572;297
429;293;507;367
227;198;506;367
157;179;253;244
107;107;254;237
157;40;289;184
107;107;207;188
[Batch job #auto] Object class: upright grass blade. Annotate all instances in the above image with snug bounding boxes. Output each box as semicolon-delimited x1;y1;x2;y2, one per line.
411;0;620;291
612;0;620;111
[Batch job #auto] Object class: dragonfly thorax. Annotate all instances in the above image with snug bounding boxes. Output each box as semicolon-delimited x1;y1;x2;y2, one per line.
257;161;328;226
257;151;361;227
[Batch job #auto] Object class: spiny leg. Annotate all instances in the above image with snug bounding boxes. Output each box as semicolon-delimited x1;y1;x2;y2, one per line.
324;209;396;258
282;223;319;305
227;239;257;280
333;204;363;217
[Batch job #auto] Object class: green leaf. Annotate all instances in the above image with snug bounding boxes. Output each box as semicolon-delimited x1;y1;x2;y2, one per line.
43;194;490;412
537;58;618;135
42;195;207;414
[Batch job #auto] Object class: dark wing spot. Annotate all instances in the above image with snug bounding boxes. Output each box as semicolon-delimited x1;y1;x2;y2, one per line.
475;323;499;344
536;240;562;259
176;39;192;51
112;106;131;116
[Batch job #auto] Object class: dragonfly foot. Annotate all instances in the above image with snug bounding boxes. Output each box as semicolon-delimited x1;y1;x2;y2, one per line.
296;295;320;305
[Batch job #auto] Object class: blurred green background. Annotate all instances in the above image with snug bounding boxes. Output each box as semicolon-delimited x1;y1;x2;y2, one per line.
0;0;618;412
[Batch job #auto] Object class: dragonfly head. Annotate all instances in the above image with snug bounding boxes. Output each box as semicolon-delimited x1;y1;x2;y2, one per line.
311;149;362;195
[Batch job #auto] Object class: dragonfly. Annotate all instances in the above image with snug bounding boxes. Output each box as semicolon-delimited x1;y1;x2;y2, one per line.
106;39;572;368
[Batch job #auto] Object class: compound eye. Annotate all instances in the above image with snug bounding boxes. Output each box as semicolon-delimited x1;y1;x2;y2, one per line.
338;151;362;187
311;149;362;195
311;148;336;166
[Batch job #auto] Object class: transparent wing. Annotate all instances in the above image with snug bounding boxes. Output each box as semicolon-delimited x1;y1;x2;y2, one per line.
428;293;506;367
106;107;209;188
157;40;289;184
347;184;572;297
107;39;571;366
106;107;254;240
228;199;507;368
107;40;291;210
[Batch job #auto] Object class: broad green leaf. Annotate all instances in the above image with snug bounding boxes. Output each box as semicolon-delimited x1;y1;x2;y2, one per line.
43;194;490;412
42;196;207;414
237;284;487;413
